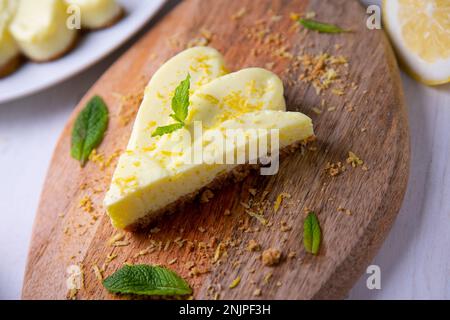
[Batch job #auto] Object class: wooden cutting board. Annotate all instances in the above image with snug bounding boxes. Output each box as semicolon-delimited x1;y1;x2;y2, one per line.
22;0;409;300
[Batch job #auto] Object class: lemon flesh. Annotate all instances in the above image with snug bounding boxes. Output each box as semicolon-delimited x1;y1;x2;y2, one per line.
383;0;450;85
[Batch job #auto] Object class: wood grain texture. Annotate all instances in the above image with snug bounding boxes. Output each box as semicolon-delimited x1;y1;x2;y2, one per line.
22;0;409;300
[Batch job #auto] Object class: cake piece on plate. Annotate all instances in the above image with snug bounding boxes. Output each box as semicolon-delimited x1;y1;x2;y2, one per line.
10;0;78;62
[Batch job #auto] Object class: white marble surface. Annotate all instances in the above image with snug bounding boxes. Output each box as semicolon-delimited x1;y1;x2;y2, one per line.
0;2;449;300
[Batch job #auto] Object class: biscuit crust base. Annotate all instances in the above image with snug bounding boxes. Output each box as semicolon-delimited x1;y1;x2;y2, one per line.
125;138;314;232
0;54;22;78
29;32;79;63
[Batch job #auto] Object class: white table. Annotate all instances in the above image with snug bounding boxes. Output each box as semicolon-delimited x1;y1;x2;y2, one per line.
1;3;449;301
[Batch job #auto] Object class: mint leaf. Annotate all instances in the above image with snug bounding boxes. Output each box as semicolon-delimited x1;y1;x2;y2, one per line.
151;123;184;137
303;212;321;255
170;73;191;123
103;265;192;296
298;18;349;33
152;74;191;137
71;96;108;166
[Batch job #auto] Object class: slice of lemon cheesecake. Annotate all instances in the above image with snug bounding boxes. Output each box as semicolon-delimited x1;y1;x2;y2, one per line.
0;0;20;77
383;0;450;85
10;0;77;62
66;0;123;29
104;47;314;230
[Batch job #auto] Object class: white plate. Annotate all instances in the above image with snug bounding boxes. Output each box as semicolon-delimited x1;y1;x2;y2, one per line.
0;0;166;104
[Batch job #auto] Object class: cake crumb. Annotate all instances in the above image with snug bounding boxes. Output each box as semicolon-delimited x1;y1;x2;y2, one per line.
112;240;130;247
105;253;117;263
200;189;214;203
345;104;355;112
108;233;125;246
187;29;212;48
247;239;261;252
346;151;364;168
198;227;206;233
262;248;281;266
332;88;345;96
280;221;292;232
324;162;345;177
296;52;349;96
79;196;94;213
66;264;84;300
246;210;268;226
312;107;322;115
186;261;195;270
67;288;78;300
263;272;273;284
149;227;160;234
92;264;103;282
231;7;246;20
253;288;262;297
338;206;352;216
214;242;226;263
189;267;210;277
289;12;301;21
305;11;316;19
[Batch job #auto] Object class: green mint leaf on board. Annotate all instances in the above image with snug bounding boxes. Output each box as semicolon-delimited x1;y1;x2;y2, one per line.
303;212;321;255
71;95;109;166
151;123;185;137
103;264;192;296
298;18;349;33
170;73;191;123
153;74;191;137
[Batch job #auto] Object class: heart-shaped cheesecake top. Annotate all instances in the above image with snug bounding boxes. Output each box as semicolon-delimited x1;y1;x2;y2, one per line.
104;47;313;229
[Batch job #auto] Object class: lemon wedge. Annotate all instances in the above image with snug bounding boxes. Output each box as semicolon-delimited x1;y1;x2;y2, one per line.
383;0;450;85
